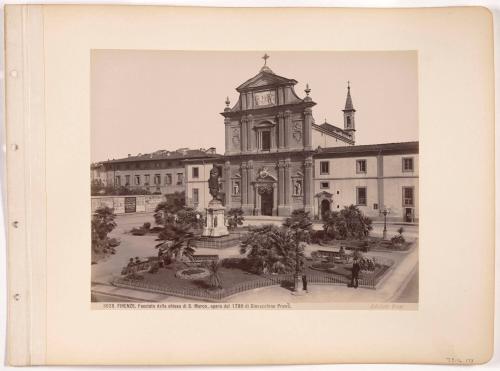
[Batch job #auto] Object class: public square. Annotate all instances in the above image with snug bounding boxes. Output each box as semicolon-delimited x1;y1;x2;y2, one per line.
91;212;418;304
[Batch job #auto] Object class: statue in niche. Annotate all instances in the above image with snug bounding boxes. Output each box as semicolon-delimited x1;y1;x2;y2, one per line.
294;180;302;196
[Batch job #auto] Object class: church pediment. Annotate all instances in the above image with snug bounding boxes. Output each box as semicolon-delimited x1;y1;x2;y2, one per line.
237;71;297;92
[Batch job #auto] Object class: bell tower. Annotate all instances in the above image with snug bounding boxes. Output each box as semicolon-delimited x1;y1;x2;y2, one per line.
343;81;356;142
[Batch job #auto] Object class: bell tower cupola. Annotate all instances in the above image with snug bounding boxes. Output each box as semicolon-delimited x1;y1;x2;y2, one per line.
343;81;356;142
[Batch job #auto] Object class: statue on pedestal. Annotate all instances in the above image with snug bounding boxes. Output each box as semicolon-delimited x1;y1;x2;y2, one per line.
202;165;229;237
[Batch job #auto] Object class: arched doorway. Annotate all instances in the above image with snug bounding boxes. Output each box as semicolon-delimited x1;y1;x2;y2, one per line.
321;199;331;219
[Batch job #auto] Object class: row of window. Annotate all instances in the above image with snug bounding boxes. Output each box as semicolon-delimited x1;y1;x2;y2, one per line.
319;157;415;175
354;186;414;207
112;161;183;171
319;183;414;207
114;173;184;187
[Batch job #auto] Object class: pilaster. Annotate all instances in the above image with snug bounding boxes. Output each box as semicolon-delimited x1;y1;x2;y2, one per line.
304;156;314;213
241;117;248;153
277;112;285;150
304;108;313;150
284;110;292;149
224;161;231;209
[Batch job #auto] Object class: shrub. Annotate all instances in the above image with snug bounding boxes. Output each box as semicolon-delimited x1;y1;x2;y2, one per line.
131;227;146;236
143;222;151;230
323;205;373;240
227;208;244;230
108;238;120;247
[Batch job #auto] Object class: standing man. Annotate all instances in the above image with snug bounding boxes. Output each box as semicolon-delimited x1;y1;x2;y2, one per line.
351;258;361;288
302;274;308;292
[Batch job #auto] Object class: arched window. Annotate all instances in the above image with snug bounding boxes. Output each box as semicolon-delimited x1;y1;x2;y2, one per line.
346;116;351;128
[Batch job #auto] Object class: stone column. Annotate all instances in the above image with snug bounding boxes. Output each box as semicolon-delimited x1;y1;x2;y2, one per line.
241;117;248;153
272;183;278;216
277;112;285;150
247;114;253;152
304;108;313;150
304;156;313;213
284;110;292;149
284;158;291;216
224;161;231;210
247;160;254;214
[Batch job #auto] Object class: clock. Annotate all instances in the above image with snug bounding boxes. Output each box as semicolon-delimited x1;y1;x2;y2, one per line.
254;90;276;106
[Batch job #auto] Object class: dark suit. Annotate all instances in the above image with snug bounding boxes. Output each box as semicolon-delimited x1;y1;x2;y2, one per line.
351;261;360;288
302;275;308;291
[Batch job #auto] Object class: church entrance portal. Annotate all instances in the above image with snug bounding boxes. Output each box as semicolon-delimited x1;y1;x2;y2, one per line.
261;189;274;216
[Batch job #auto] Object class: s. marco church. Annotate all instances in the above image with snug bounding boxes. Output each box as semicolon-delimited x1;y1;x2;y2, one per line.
185;56;418;223
96;56;418;223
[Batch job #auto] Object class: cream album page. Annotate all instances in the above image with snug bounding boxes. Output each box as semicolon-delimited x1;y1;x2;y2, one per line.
5;5;494;365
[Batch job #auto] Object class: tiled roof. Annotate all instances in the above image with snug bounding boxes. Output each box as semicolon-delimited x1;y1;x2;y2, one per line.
103;149;221;164
318;122;346;135
315;141;419;156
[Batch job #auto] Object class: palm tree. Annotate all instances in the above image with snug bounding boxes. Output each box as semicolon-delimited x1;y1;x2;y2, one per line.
155;222;196;262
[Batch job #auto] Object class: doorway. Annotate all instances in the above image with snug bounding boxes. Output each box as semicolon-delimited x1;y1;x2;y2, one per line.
261;190;273;216
404;208;413;223
321;199;331;219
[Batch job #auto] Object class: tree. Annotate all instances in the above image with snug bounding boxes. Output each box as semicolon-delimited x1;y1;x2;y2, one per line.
155;222;196;262
91;206;119;262
240;224;305;276
154;191;186;226
240;224;281;274
226;207;244;230
283;209;313;244
206;260;223;290
323;205;373;240
176;207;204;229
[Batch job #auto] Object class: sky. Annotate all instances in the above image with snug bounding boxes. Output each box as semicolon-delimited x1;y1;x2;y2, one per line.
91;50;418;162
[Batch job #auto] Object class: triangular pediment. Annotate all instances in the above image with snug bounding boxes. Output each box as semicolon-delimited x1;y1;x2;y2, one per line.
237;71;297;92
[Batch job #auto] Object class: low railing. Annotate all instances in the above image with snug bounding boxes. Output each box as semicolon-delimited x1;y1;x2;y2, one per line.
113;270;377;302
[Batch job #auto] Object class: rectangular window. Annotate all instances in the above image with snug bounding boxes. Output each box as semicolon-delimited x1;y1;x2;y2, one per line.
373;203;378;210
320;161;329;175
165;174;172;185
403;187;414;206
356;159;367;173
192;167;199;178
154;174;161;185
115;176;121;187
144;174;150;186
192;188;199;203
125;175;130;186
134;175;140;185
402;157;414;172
356;187;367;205
320;181;329;189
177;173;184;185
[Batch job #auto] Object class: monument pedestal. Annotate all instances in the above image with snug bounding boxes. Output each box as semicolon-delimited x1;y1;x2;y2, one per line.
202;199;229;237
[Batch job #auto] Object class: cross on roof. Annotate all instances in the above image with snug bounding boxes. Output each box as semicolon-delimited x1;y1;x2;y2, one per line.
262;53;269;65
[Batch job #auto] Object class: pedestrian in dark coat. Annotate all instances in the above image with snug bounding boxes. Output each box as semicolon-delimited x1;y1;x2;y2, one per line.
302;274;308;292
351;258;361;288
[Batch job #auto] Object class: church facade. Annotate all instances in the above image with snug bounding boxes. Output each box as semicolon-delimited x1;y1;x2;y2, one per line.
185;57;419;222
218;60;353;217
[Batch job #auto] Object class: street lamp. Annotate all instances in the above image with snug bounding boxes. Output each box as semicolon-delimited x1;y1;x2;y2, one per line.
382;208;388;240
